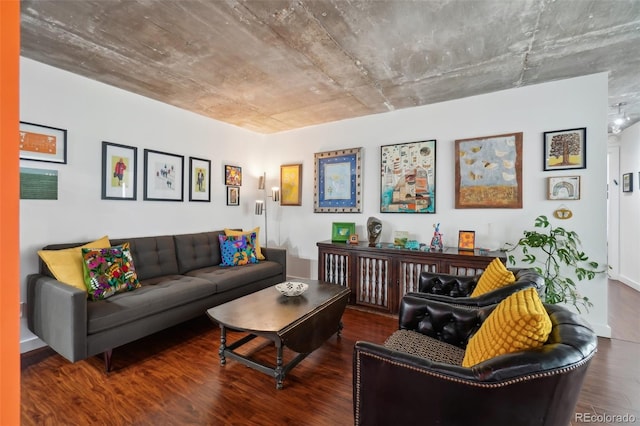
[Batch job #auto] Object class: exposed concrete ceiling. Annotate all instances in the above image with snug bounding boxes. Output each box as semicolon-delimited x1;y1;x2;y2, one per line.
20;0;640;134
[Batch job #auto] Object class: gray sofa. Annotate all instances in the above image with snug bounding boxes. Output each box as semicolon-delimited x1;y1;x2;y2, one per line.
26;229;286;371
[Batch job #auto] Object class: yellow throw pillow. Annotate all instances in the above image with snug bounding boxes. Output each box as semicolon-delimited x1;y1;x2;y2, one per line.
37;235;111;291
470;257;516;297
224;227;265;260
462;288;552;367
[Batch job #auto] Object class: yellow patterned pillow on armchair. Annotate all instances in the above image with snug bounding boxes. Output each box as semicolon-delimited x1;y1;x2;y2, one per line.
462;287;552;367
470;257;516;297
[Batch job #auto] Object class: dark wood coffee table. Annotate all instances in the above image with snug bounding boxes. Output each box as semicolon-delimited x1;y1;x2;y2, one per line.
206;280;350;389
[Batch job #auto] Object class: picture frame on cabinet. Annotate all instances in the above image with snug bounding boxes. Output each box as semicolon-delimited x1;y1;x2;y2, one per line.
458;230;476;251
102;141;137;200
143;149;184;201
189;157;211;202
19;121;67;164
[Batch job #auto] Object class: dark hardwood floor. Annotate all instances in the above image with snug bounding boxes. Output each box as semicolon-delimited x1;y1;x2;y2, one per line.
21;281;639;425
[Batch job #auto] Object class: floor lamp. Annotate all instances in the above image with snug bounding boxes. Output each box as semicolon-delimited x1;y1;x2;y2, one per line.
255;173;279;248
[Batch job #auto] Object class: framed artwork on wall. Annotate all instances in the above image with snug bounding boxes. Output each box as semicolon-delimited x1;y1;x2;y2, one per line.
455;132;523;208
543;127;586;171
225;164;242;186
226;186;240;206
314;147;362;213
189;157;211;202
143;149;184;201
280;163;302;206
547;175;580;200
622;173;633;192
101;141;137;200
19;121;67;164
380;139;436;213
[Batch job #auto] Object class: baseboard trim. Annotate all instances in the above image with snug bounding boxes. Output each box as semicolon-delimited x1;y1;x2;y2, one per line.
20;336;46;354
617;275;640;293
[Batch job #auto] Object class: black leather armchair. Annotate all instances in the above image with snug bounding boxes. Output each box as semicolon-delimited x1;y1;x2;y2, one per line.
353;294;597;426
417;267;545;306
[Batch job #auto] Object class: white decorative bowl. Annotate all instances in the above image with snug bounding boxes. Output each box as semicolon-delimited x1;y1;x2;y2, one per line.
275;281;309;297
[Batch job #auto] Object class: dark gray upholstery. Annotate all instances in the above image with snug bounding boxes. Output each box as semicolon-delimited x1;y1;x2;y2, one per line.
27;229;287;366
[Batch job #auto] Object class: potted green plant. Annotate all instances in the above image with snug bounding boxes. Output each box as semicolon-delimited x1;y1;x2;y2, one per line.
503;215;604;313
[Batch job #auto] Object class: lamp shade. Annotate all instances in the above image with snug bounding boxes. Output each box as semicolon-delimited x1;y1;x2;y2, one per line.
255;200;264;215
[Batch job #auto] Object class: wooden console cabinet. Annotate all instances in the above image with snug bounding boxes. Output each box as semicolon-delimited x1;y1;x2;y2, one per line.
317;240;505;314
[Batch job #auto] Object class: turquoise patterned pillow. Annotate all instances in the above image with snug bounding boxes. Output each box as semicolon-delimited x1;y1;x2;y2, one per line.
82;242;141;301
218;233;259;266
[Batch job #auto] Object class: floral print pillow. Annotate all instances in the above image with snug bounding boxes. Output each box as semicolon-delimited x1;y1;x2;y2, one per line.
218;233;259;266
82;242;141;301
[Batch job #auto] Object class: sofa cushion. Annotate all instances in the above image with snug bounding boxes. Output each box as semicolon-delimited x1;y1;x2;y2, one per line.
224;227;265;260
173;231;226;274
470;257;515;297
86;275;215;334
462;288;552;367
111;235;179;280
37;235;112;291
185;261;283;293
82;243;141;301
218;233;259;266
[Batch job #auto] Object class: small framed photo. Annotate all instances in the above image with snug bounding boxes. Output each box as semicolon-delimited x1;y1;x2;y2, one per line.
225;165;242;186
543;127;586;171
143;149;184;201
623;173;633;192
189;157;211;202
547;176;580;200
331;222;355;242
280;163;302;206
458;230;475;251
226;186;240;206
20;121;67;164
102;141;137;200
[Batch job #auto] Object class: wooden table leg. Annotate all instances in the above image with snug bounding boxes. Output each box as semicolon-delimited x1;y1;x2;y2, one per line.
219;325;227;366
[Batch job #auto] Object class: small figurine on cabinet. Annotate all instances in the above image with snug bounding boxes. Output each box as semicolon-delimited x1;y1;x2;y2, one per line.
349;234;359;245
430;223;444;252
367;217;382;247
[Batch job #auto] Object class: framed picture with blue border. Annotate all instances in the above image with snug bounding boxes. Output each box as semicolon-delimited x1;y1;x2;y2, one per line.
314;147;362;213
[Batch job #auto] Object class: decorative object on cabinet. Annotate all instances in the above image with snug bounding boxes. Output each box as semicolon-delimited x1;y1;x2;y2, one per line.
393;231;408;247
380;140;436;213
314;147;362;213
366;216;382;247
455;132;523;209
143;149;184;202
543;127;586;171
349;234;359;244
280;163;302;206
19;121;67;164
189;157;211;202
622;172;633;192
332;222;356;242
547;175;580;200
101;141;137;201
430;223;443;251
458;230;475;251
224;164;242;186
503;215;605;313
226;186;240;206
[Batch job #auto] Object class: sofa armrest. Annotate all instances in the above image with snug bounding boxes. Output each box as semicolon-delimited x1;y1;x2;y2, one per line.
27;274;88;362
261;247;286;277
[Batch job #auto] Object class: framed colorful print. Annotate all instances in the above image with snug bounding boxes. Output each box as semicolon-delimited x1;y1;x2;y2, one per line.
280;163;302;206
543;127;586;171
314;147;362;213
189;157;211;202
622;173;633;192
458;230;475;251
19;121;67;164
143;149;184;201
101;141;137;200
331;222;355;242
380;139;436;213
225;165;242;186
547;176;580;200
455;132;523;209
226;186;240;206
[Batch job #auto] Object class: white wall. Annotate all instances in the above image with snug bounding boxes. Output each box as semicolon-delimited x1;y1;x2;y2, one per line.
617;122;640;291
20;57;611;352
269;73;610;336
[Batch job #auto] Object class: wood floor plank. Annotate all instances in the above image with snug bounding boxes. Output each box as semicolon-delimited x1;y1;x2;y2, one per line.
21;298;638;425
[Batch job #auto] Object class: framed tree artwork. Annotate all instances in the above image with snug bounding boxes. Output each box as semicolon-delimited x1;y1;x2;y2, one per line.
543;127;586;171
101;141;137;200
455;132;523;209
